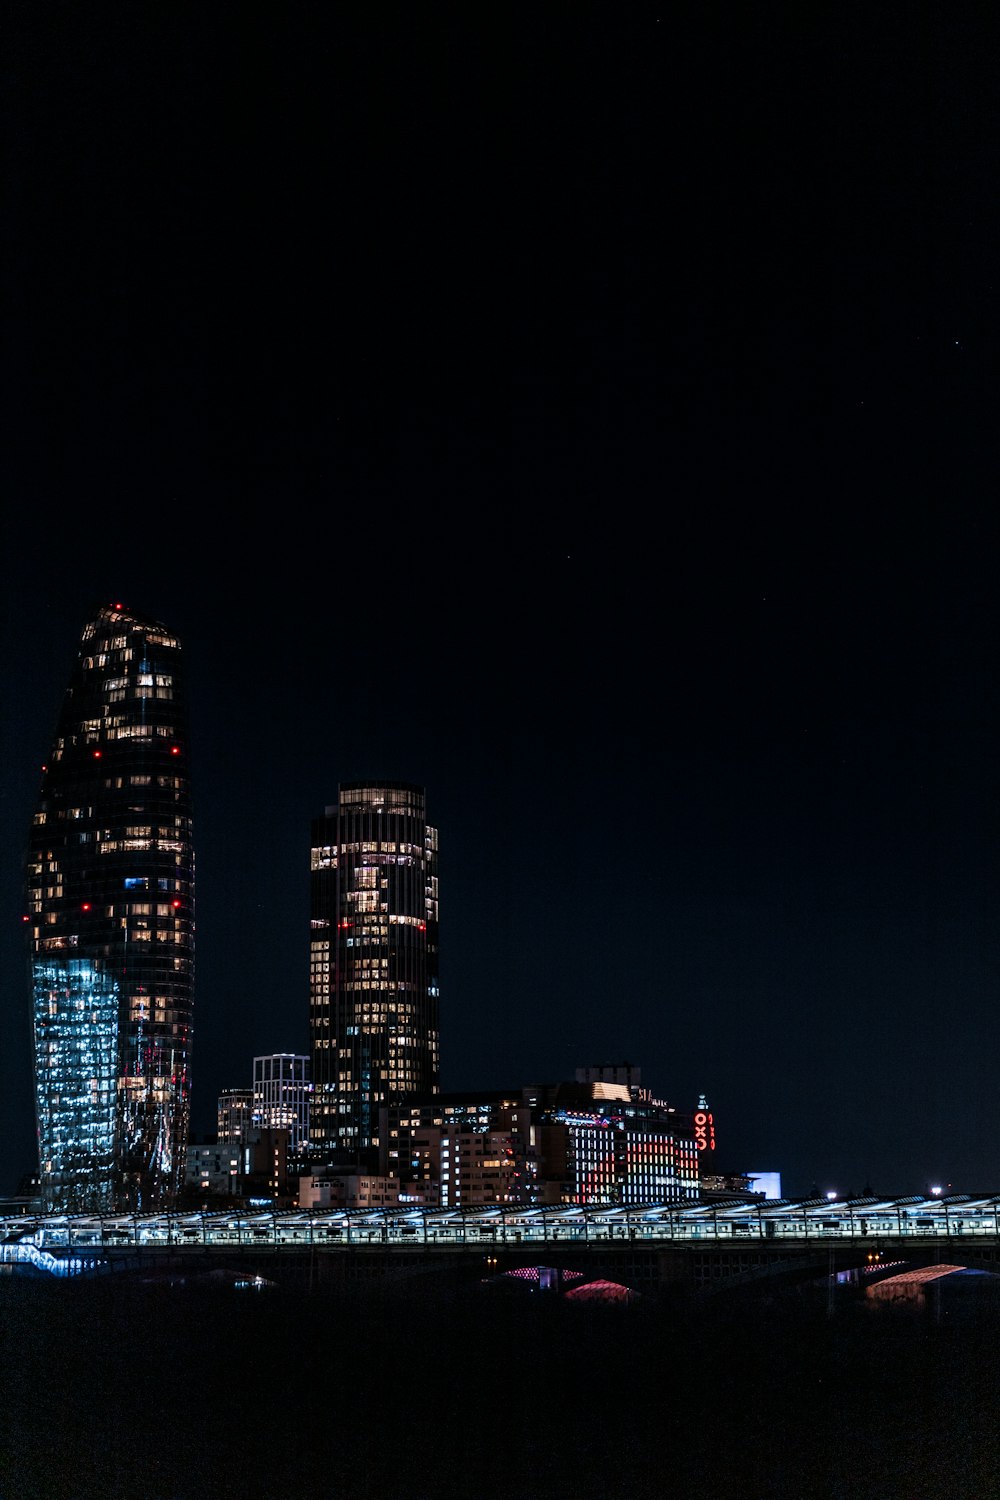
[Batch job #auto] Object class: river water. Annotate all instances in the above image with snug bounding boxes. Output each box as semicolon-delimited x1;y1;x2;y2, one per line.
1;1267;998;1499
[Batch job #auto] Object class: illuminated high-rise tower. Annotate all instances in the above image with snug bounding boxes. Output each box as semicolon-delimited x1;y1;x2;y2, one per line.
25;603;194;1212
252;1053;311;1150
308;782;439;1160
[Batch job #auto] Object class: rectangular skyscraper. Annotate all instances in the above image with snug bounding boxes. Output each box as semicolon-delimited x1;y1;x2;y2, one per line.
24;603;195;1212
309;782;440;1161
252;1053;311;1150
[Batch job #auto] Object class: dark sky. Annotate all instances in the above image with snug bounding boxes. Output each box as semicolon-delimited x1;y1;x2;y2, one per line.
2;4;998;1200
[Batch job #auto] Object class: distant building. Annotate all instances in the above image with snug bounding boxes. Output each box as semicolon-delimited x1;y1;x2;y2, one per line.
217;1088;254;1146
382;1080;699;1209
252;1054;311;1150
185;1142;242;1198
748;1171;782;1200
25;602;194;1213
249;1127;290;1202
383;1093;538;1208
0;1174;42;1216
575;1062;644;1092
299;1172;400;1210
700;1170;770;1201
308;782;440;1161
184;1128;291;1205
533;1080;699;1206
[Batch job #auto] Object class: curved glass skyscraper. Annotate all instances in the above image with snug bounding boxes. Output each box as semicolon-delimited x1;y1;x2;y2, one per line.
309;782;440;1161
25;603;194;1212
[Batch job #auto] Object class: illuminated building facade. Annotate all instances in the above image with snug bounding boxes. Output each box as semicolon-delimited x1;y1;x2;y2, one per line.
534;1082;700;1206
383;1094;537;1208
576;1062;644;1091
537;1092;700;1205
25;603;194;1213
309;782;440;1160
217;1088;254;1145
252;1053;311;1150
383;1081;699;1209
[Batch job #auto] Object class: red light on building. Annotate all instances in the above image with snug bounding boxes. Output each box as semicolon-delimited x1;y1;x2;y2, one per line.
172;900;181;909
93;750;102;758
171;746;180;755
81;903;91;912
694;1109;715;1152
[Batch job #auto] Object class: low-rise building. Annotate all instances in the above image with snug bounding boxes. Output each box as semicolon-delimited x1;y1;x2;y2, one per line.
184;1127;291;1205
185;1140;242;1198
381;1077;699;1209
299;1173;400;1209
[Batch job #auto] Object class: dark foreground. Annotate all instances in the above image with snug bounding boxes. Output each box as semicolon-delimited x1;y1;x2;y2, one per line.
1;1268;999;1500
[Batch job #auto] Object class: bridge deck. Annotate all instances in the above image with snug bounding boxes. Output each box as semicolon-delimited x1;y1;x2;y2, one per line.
3;1193;1000;1274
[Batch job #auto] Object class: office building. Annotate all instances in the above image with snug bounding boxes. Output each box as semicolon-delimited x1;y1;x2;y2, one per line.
185;1141;242;1199
384;1092;537;1208
185;1129;291;1205
217;1088;254;1146
252;1053;311;1150
309;781;440;1160
25;602;194;1212
383;1080;699;1209
534;1080;700;1206
298;1171;401;1210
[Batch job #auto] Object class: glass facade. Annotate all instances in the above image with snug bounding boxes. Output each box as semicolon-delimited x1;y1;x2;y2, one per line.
25;603;195;1212
252;1053;311;1150
309;781;440;1159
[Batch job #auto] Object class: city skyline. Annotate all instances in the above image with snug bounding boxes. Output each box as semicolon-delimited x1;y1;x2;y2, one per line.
5;576;994;1204
3;8;998;1203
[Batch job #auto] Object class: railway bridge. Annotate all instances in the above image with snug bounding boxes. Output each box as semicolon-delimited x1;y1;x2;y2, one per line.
4;1192;1000;1294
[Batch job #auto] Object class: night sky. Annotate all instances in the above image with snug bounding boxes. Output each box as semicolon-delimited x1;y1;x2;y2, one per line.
2;5;997;1201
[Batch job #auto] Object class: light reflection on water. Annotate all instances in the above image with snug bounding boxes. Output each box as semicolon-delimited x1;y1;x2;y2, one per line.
2;1269;1000;1499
